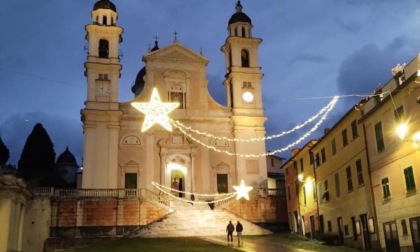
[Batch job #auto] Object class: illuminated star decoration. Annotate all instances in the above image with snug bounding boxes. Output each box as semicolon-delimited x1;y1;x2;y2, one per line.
131;88;179;132
233;180;253;200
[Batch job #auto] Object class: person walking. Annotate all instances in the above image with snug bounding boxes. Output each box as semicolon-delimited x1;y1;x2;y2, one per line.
236;221;243;245
226;220;234;244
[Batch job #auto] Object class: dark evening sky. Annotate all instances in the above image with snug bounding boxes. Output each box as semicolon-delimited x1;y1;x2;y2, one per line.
1;0;419;165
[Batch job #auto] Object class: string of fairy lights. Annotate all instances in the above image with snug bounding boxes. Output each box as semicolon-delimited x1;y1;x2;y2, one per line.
170;96;339;143
167;96;339;157
152;182;238;204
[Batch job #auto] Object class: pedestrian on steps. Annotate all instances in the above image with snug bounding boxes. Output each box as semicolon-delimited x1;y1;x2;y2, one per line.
226;220;234;244
236;221;243;245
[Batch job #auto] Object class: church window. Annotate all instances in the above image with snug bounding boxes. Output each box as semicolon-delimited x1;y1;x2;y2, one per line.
98;74;109;80
125;173;137;189
234;27;238;36
99;39;109;58
242;81;252;88
241;49;249;67
217;174;228;193
102;16;107;25
242;27;246;37
170;92;184;109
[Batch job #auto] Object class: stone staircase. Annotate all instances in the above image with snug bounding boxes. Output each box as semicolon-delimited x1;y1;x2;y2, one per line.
134;199;272;237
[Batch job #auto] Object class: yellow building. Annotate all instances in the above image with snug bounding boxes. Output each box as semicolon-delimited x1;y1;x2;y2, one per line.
311;105;377;250
81;0;268;198
360;55;420;252
282;140;318;238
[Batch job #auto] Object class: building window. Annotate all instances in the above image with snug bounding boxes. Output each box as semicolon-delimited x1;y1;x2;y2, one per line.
327;221;332;232
335;173;340;197
315;153;320;167
382;177;391;199
241;49;249;67
170;92;185;109
346;166;353;192
300;158;304;172
242;81;252;88
125;173;138;189
374;122;385;153
98;74;109;80
331;139;336;156
295;180;299;196
303;186;307;205
342;129;348;147
98;39;109;58
394;105;405;123
310;152;314;165
293;160;297;172
217;174;228;193
321;148;326;163
313;180;317;200
321;180;329;202
401;219;408;236
356;159;364;186
287;185;291;200
403;166;416;191
351;120;358;139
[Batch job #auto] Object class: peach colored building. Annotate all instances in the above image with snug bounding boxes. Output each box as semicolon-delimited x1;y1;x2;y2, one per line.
360;55;420;252
282;140;318;238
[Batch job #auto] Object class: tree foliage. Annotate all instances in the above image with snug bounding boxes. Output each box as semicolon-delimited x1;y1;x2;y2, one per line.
18;123;65;187
0;137;10;166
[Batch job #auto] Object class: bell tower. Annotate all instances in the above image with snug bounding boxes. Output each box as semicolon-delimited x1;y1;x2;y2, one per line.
221;1;268;188
81;0;123;189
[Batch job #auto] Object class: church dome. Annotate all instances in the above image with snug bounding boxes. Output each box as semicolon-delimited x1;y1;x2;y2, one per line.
228;1;252;25
93;0;117;12
56;147;77;165
131;67;146;95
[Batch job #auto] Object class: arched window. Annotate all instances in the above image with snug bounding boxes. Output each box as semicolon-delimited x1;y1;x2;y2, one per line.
102;16;107;25
241;49;249;67
99;39;109;58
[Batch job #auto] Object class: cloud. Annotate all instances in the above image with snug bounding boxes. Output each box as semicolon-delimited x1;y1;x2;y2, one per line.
290;54;328;65
337;36;419;97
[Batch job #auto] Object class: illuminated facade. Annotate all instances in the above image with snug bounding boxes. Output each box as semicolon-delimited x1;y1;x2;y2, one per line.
360;55;420;252
311;105;377;250
282;140;318;238
81;0;268;198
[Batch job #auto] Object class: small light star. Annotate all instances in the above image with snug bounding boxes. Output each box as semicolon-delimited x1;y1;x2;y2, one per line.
233;180;253;200
131;88;179;132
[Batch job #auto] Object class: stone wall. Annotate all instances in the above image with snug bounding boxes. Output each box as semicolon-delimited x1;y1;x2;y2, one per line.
223;197;288;226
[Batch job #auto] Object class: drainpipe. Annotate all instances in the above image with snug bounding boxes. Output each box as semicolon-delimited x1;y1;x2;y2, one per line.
362;123;380;248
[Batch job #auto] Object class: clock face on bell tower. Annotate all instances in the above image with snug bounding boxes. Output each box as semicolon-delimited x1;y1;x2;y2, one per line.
242;91;254;102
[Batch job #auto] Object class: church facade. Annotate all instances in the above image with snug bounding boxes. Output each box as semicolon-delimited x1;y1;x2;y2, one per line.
81;0;269;199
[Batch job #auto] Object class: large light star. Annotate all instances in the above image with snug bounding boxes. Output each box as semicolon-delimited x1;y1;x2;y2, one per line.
131;88;179;132
233;180;253;200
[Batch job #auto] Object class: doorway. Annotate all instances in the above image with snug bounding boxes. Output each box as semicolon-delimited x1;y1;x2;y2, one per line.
410;217;420;252
171;169;185;198
360;214;372;250
383;221;400;252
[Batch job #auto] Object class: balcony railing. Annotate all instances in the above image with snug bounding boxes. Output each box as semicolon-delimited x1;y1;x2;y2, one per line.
29;188;170;207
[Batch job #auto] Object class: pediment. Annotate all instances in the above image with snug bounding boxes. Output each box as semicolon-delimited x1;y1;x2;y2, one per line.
143;43;208;65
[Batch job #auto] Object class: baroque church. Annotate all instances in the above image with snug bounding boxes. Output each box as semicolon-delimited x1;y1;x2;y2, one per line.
81;0;269;199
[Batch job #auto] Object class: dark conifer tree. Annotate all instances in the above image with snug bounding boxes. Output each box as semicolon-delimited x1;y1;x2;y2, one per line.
18;123;65;187
0;137;10;166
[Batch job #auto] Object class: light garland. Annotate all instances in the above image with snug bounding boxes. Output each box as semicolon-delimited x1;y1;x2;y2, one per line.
170;96;338;142
171;96;339;157
152;182;238;205
131;88;179;132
